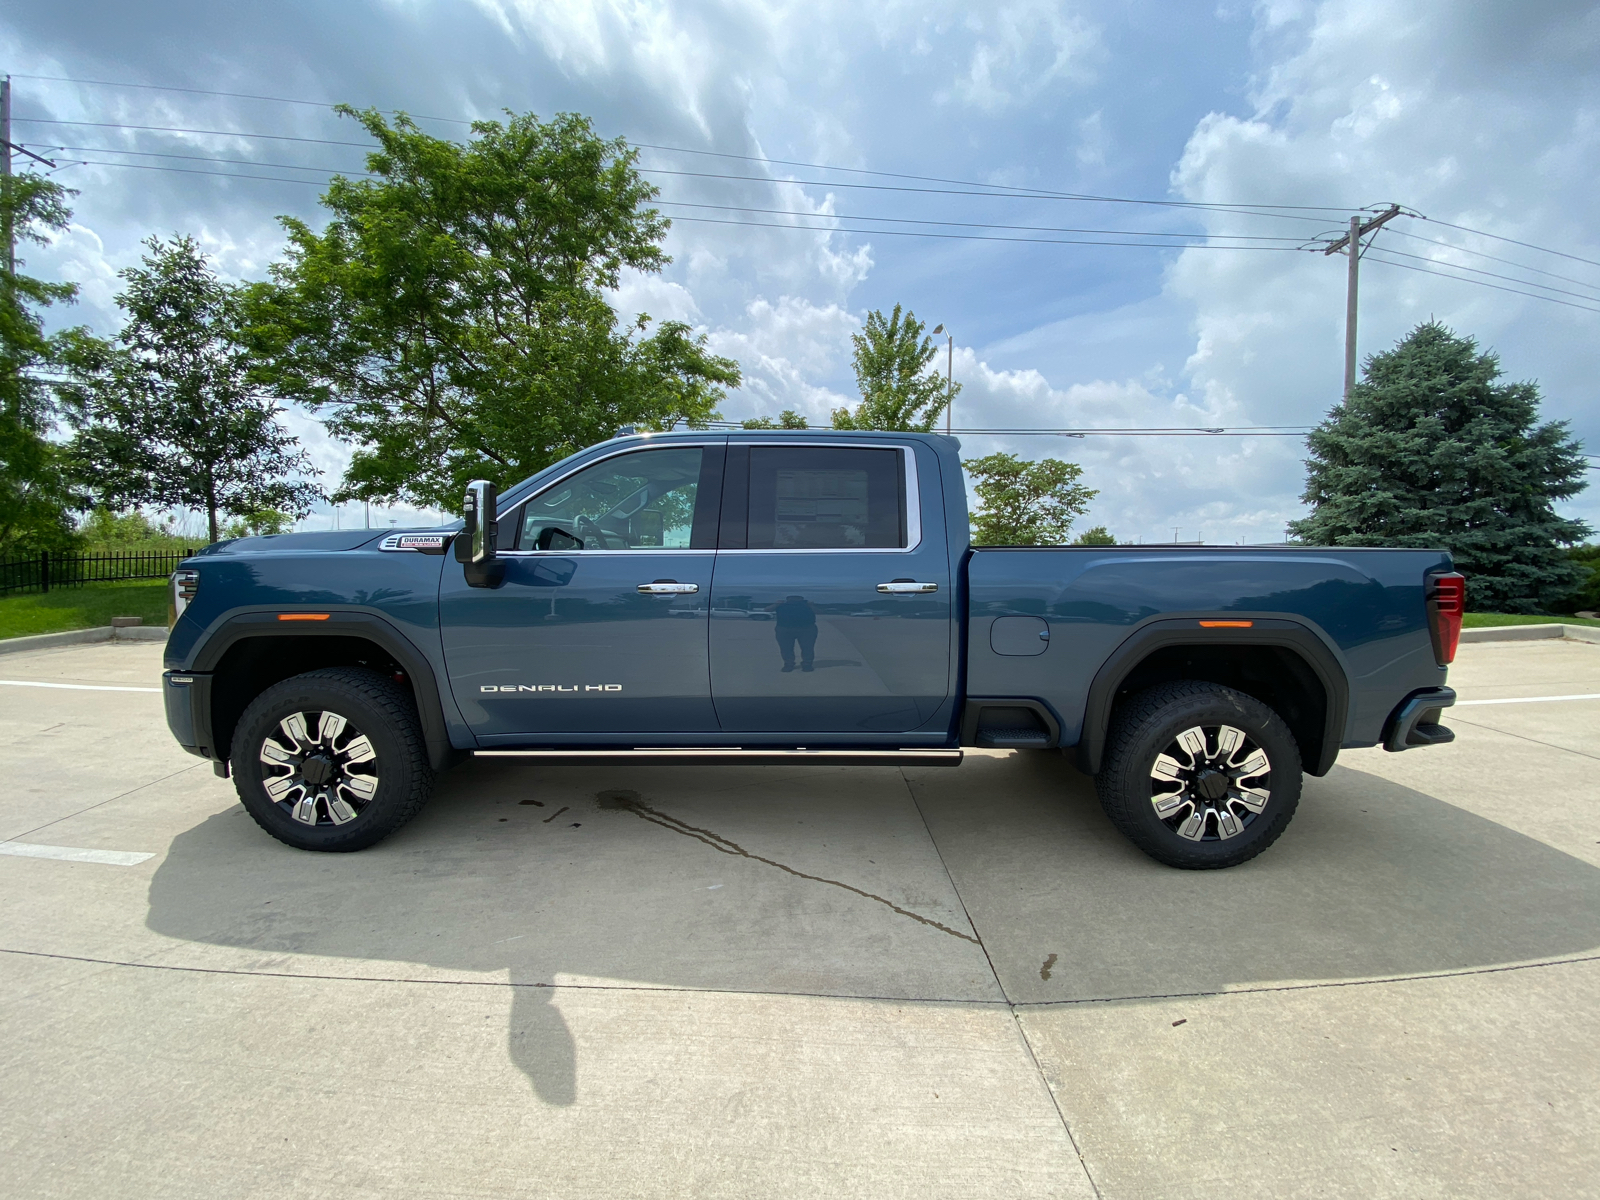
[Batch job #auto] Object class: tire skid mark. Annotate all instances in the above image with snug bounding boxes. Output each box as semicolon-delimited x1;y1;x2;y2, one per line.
613;796;980;944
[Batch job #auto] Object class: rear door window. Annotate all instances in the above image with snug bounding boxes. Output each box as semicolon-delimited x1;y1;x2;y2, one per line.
745;446;905;549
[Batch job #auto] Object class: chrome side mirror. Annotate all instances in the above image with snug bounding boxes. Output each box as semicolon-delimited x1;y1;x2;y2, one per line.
455;479;504;587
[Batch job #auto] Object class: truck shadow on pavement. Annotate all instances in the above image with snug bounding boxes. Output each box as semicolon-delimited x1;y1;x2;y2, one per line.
146;751;1600;1105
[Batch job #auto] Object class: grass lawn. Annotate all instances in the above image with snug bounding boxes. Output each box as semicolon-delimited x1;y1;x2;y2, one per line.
1465;612;1600;629
0;580;171;640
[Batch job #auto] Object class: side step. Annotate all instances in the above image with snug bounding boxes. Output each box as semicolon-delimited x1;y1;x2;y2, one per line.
474;748;964;768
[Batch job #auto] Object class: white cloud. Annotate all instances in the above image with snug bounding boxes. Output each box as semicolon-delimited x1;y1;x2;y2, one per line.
1165;0;1600;535
947;2;1101;112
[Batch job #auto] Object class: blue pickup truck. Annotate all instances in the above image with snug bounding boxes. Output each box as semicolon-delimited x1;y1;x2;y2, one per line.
162;429;1464;869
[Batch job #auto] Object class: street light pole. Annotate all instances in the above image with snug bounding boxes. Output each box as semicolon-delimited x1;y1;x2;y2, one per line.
932;323;953;433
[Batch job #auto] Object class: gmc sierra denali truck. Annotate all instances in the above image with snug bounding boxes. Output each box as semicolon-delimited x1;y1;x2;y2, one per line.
162;429;1463;869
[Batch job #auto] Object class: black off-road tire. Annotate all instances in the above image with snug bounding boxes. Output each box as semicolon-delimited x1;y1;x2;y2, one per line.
231;667;435;852
1096;681;1302;870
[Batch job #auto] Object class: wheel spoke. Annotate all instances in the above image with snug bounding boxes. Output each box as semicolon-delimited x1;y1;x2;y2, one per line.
1232;748;1269;778
259;741;297;767
341;774;377;802
327;793;358;824
341;735;375;766
1176;808;1208;840
1176;727;1206;763
318;711;348;744
1234;786;1270;814
1215;807;1243;839
1215;725;1244;758
1152;753;1186;783
263;774;301;801
291;793;320;824
1153;791;1190;817
280;712;312;750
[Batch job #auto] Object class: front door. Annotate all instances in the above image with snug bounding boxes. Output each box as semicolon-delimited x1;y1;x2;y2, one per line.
441;443;723;740
708;441;953;734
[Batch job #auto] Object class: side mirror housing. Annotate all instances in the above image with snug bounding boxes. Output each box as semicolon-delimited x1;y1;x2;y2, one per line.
456;479;505;587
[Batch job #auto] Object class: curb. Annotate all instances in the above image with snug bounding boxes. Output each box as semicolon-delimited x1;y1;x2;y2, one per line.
0;625;169;656
1461;623;1600;645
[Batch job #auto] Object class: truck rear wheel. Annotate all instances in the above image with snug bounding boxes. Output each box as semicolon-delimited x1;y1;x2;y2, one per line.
1096;681;1301;869
230;668;435;852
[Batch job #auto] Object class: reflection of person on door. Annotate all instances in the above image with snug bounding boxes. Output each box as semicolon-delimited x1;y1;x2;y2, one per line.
774;594;817;672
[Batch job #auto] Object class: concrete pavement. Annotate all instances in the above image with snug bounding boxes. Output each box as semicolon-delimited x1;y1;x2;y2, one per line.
1;638;1597;1197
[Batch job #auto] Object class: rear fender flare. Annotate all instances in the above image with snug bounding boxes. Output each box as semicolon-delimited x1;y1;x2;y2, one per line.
1075;617;1350;777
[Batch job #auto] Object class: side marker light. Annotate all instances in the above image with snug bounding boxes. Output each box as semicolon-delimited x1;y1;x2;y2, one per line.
278;613;331;621
1199;620;1254;628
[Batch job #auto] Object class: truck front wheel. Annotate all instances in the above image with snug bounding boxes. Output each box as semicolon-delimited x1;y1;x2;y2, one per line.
230;668;436;852
1096;681;1302;869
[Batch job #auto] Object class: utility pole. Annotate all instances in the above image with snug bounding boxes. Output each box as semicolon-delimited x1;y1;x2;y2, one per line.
1323;204;1401;398
1;78;59;278
2;75;12;278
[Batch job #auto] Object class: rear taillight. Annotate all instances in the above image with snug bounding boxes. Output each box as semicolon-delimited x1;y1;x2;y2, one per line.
1426;572;1465;665
172;569;199;617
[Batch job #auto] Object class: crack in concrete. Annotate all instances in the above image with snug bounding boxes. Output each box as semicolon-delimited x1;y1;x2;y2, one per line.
604;793;980;944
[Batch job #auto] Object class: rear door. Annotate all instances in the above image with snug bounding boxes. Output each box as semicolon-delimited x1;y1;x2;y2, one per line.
707;441;952;734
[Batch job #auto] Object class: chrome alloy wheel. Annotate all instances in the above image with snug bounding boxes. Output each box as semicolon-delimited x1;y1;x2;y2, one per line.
1149;724;1271;842
258;710;379;826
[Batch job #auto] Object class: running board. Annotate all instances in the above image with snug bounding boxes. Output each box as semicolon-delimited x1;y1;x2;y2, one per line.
474;748;964;768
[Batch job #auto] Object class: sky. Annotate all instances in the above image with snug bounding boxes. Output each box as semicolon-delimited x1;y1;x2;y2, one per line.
4;0;1598;542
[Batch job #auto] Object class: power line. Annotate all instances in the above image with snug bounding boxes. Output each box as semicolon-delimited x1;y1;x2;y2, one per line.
1386;227;1600;291
41;157;1310;250
23;72;1600;278
652;200;1308;242
1362;250;1600;315
1371;244;1600;305
664;213;1300;250
13;72;1364;217
28;142;372;176
11;117;373;148
1413;215;1600;272
13;146;1319;241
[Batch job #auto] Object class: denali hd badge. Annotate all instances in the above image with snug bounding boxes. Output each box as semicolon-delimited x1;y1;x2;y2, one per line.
481;684;623;693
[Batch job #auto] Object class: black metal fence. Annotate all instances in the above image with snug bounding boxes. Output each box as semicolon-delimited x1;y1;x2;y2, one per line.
0;549;197;597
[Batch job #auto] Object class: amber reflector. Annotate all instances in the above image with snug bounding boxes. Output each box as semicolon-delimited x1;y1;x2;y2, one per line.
277;613;331;621
1199;620;1253;628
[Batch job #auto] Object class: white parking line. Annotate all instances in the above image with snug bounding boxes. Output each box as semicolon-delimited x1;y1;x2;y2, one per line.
0;842;155;866
1457;693;1600;706
0;679;160;693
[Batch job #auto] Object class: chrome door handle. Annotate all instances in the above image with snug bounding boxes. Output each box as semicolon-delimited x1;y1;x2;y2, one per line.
877;581;938;594
638;580;699;594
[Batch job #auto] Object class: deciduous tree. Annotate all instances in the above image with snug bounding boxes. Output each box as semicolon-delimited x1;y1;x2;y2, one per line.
244;108;740;511
832;304;958;432
964;452;1097;545
1289;322;1589;612
64;236;321;545
0;174;80;552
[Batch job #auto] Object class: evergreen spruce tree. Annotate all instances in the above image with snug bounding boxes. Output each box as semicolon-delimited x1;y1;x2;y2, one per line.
1289;322;1589;613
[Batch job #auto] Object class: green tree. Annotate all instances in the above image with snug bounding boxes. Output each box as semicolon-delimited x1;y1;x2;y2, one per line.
832;304;958;431
1567;544;1600;613
244;107;741;511
0;174;81;552
1289;322;1589;612
63;236;322;545
1071;524;1117;546
964;452;1097;545
742;410;809;429
223;509;294;538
